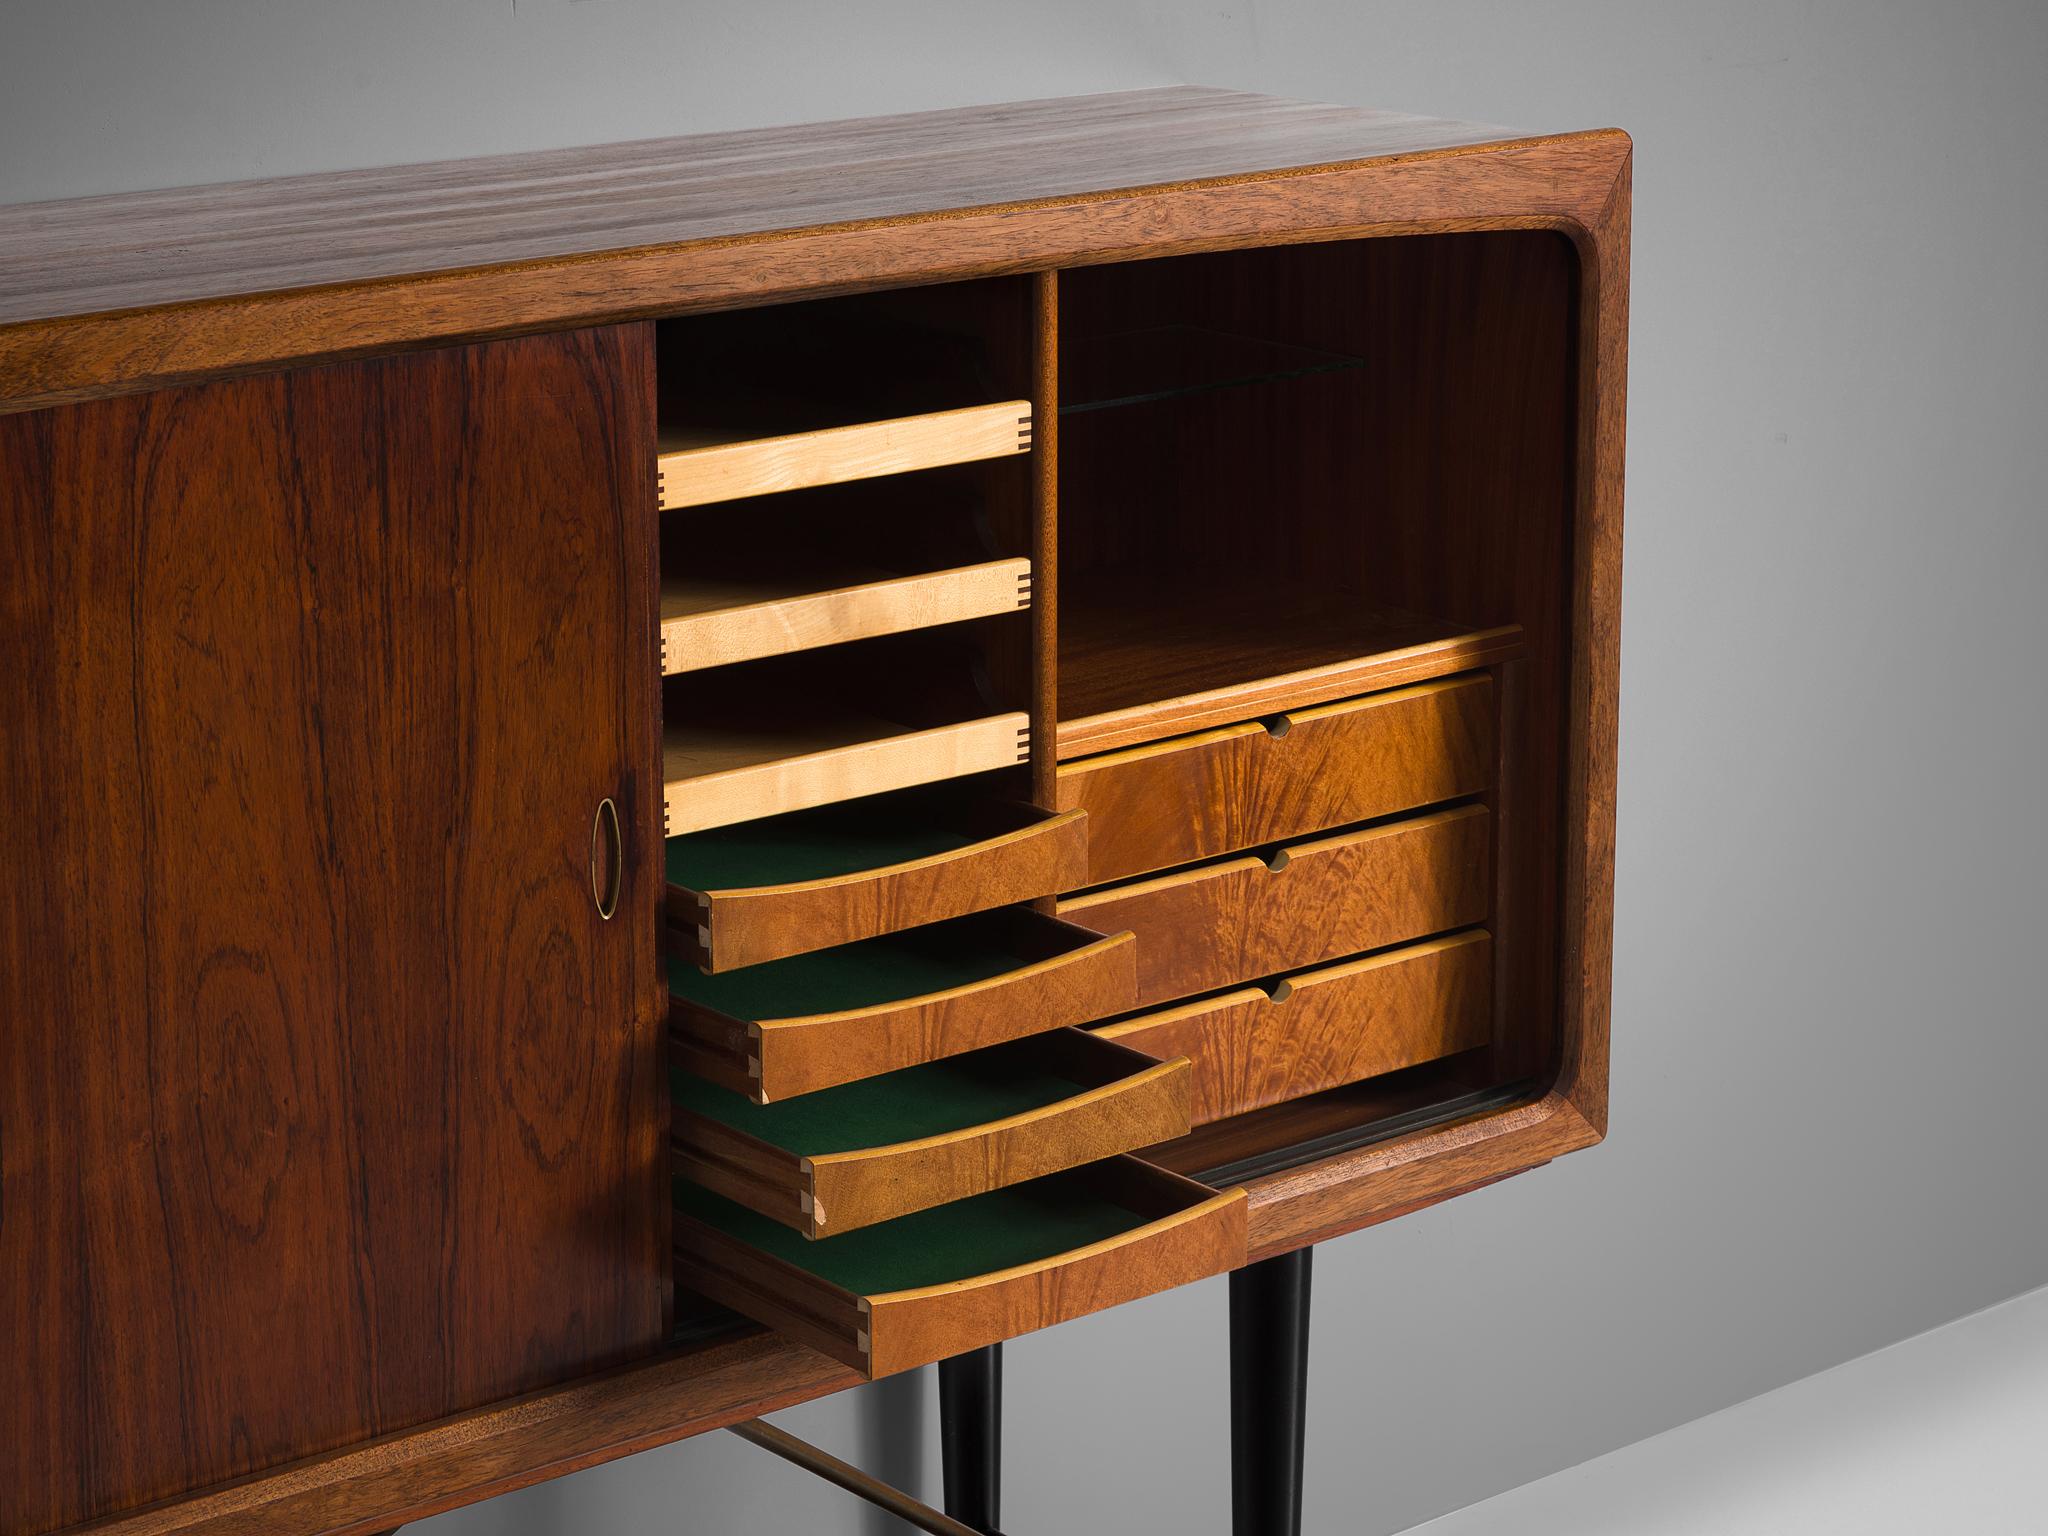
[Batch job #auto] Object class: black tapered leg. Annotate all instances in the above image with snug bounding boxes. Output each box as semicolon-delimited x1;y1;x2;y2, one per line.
1231;1245;1313;1536
939;1343;1002;1533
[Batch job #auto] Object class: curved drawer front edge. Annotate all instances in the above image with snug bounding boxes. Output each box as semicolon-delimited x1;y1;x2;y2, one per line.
671;926;1139;1102
860;1180;1247;1377
672;1045;1192;1237
671;807;1091;972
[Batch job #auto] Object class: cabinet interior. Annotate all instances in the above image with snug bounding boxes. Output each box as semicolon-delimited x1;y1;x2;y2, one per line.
657;229;1580;1325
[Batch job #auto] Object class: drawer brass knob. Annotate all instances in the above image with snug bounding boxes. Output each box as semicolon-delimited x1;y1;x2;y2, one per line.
590;796;622;920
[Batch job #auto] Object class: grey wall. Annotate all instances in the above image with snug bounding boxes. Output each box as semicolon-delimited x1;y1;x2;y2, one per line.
8;2;2045;1531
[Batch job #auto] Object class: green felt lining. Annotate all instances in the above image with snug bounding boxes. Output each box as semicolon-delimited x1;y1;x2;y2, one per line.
671;1041;1090;1155
676;1170;1145;1294
668;916;1028;1021
666;789;983;893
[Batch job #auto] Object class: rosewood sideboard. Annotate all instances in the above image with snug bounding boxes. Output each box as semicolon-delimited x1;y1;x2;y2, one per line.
0;86;1629;1536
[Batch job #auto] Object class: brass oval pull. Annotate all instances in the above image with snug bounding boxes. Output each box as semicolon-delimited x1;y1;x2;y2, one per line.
589;797;622;920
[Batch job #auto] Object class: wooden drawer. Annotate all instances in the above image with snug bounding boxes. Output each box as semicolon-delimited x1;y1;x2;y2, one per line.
675;1156;1246;1378
1057;674;1495;884
667;791;1089;972
673;1029;1189;1237
1100;931;1492;1124
669;908;1137;1102
1060;803;1490;1008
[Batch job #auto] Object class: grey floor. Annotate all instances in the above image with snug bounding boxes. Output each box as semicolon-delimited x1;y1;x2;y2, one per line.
1403;1281;2048;1535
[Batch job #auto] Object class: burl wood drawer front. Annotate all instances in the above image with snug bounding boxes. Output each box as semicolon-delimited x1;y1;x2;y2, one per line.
1099;931;1492;1124
668;796;1089;972
669;908;1138;1102
1057;674;1495;884
673;1029;1189;1237
1060;804;1491;1008
675;1156;1246;1378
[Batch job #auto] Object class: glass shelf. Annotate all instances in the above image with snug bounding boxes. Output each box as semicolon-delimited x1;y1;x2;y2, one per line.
1059;325;1369;415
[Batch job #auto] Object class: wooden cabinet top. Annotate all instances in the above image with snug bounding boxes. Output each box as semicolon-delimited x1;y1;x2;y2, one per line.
0;86;1627;414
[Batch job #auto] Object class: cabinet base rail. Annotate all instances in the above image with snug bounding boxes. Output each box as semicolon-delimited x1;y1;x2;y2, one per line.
729;1419;999;1536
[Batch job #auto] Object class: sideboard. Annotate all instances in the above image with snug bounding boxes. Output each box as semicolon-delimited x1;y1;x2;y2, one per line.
0;86;1629;1536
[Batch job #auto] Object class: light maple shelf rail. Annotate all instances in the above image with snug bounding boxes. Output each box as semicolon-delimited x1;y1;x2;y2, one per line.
659;558;1032;674
662;710;1031;836
657;400;1034;511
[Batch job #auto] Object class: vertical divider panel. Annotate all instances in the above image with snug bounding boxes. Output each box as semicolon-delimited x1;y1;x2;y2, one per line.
637;321;675;1336
1031;270;1060;815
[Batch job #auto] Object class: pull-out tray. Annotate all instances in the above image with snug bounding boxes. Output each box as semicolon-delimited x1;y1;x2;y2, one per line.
672;1029;1190;1237
674;1156;1246;1378
669;908;1137;1102
660;557;1032;675
666;790;1089;972
663;708;1030;836
658;401;1033;510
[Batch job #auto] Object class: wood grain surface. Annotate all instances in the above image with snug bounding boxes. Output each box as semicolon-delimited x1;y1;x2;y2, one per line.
0;90;1631;1533
0;327;666;1534
0;100;1628;417
1054;589;1521;757
1058;673;1496;882
672;1225;872;1370
60;1332;859;1536
1058;225;1580;1082
672;805;1090;972
1242;1091;1601;1261
0;89;1518;327
1289;233;1577;1087
1060;804;1492;1008
861;1165;1246;1378
1028;271;1062;811
806;1052;1188;1238
1100;931;1493;1123
673;1032;1191;1237
1149;163;1630;1260
677;1158;1246;1378
663;710;1031;835
670;919;1139;1102
658;401;1032;510
660;557;1032;674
